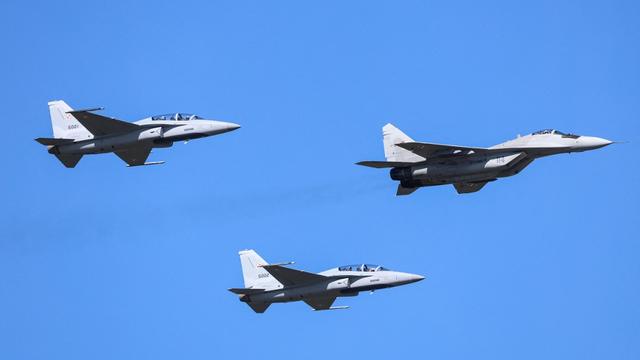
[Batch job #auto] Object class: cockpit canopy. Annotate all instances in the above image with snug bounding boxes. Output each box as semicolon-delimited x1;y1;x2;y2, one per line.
338;264;390;272
151;113;201;121
531;129;579;138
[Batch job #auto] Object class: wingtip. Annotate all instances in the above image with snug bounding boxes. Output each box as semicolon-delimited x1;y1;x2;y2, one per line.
66;107;104;113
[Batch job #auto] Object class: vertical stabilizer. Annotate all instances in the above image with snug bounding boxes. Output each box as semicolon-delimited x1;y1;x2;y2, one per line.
48;100;92;140
239;250;281;289
382;123;425;162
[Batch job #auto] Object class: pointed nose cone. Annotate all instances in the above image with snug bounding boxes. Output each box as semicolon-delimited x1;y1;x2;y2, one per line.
397;273;425;285
208;121;241;135
222;121;241;132
577;136;613;150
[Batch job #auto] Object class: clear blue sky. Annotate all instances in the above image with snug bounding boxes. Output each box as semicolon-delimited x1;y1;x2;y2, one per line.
1;0;639;359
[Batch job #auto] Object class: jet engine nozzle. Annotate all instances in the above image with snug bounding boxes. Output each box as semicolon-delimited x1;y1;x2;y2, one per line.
390;167;413;181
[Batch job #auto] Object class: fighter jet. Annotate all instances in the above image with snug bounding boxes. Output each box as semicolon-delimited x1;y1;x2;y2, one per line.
35;100;240;167
229;250;424;313
358;124;613;195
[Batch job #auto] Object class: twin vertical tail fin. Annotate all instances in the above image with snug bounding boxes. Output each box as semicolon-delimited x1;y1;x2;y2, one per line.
356;124;425;195
382;123;425;163
357;123;426;168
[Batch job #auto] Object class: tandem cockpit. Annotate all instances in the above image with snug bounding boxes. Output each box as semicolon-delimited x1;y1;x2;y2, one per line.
338;264;390;272
531;129;579;138
151;113;202;121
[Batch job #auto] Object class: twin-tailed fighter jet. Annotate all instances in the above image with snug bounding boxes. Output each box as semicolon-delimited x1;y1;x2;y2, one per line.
35;100;240;167
358;124;613;195
229;250;424;312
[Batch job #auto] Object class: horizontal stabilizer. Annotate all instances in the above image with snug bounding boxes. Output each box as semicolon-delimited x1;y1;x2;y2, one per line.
356;160;418;168
228;288;266;295
35;137;75;146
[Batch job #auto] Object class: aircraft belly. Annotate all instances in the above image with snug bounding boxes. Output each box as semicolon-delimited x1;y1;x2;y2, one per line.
405;152;526;183
249;280;346;304
57;133;162;154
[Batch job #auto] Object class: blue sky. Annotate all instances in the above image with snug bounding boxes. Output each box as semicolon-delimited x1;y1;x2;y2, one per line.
1;0;639;359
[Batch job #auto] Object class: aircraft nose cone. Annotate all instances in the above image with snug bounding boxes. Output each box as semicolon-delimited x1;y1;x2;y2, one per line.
399;273;425;284
209;121;241;134
578;136;612;150
220;121;241;132
225;122;241;131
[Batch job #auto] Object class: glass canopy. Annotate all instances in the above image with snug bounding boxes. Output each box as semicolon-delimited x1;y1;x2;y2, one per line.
338;264;390;272
531;129;579;138
151;113;201;121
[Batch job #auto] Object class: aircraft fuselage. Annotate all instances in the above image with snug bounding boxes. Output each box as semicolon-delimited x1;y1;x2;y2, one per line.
51;120;238;156
390;151;530;186
358;124;613;194
241;269;423;305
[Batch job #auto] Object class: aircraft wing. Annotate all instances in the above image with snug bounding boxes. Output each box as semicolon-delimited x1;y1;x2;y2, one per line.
453;180;494;194
68;110;139;136
261;265;327;287
114;147;152;166
396;141;494;158
304;296;337;311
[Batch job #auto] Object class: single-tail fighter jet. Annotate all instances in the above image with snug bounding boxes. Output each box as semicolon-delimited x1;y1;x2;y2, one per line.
358;124;613;195
229;250;424;313
35;100;240;167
